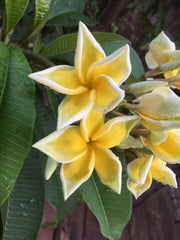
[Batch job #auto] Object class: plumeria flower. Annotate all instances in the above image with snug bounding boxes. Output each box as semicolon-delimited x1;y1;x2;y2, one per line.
33;109;139;200
145;31;180;78
127;155;177;199
132;87;180;131
142;130;180;164
29;22;131;128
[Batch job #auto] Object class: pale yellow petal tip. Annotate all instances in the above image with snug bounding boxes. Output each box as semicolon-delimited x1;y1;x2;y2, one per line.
45;157;58;180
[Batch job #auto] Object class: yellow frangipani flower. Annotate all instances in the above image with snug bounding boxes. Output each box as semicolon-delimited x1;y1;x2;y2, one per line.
133;87;180;131
33;110;139;200
127;155;177;199
142;130;180;164
29;22;131;128
145;31;180;78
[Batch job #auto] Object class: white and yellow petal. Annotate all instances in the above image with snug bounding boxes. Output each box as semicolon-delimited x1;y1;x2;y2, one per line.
92;75;125;113
33;126;87;163
75;21;105;82
140;114;180;132
127;172;152;199
93;143;122;194
80;108;104;142
57;89;95;128
88;44;131;85
146;31;175;68
150;157;177;187
92;115;140;148
45;157;58;180
60;149;95;200
28;65;88;95
143;129;180;164
127;156;153;185
136;87;180;120
145;51;159;69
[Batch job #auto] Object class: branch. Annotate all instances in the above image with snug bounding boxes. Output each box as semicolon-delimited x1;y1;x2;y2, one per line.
22;49;55;68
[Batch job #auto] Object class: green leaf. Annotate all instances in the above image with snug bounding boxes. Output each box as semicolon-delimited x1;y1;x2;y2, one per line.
1;148;45;240
32;0;51;29
46;88;59;118
0;42;9;106
5;0;29;33
79;153;132;240
46;166;79;223
0;47;35;205
41;32;128;59
49;0;85;19
35;89;56;139
46;11;96;26
129;48;144;79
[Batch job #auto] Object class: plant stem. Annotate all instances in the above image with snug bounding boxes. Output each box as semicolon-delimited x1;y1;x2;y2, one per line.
22;49;55;68
121;102;138;110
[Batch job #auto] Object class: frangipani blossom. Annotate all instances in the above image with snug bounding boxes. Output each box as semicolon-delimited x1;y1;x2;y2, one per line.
29;22;131;128
133;87;180;131
127;155;177;199
142;130;180;164
145;31;179;78
33;110;139;200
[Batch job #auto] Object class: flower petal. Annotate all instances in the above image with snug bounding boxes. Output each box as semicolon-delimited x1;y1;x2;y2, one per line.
88;44;131;85
75;22;105;83
92;115;140;148
93;143;122;194
57;89;95;128
33;126;87;163
146;31;175;68
45;157;58;180
140;115;180;131
145;51;159;69
92;75;125;113
127;156;153;185
60;149;95;200
151;157;177;188
143;129;180;164
28;65;88;95
127;173;152;199
80;108;104;142
136;87;180;120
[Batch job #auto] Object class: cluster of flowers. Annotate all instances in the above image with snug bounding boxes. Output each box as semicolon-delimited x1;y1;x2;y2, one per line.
29;22;180;200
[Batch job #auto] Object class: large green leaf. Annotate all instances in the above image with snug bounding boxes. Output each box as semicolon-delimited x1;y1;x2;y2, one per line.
49;0;85;19
32;0;51;29
79;153;132;240
41;32;128;59
0;42;9;106
46;11;96;26
1;148;45;240
0;47;35;205
5;0;29;33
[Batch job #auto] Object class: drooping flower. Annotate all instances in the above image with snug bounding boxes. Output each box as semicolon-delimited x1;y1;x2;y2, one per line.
145;31;180;78
127;155;177;199
133;87;180;131
33;109;139;199
142;130;180;164
29;22;131;128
